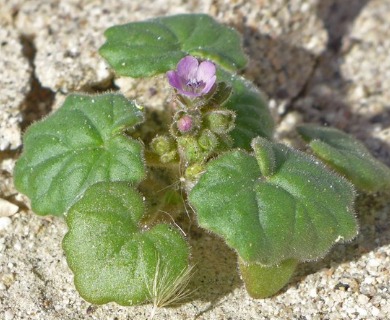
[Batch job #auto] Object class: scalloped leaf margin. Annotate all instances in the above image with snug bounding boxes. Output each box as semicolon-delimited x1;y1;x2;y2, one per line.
297;124;390;192
14;93;145;216
189;137;358;265
63;181;190;306
99;14;247;77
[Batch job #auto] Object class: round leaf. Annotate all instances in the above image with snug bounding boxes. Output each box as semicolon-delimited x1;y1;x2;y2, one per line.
189;138;358;265
63;182;189;306
14;93;145;216
99;14;247;77
298;124;390;192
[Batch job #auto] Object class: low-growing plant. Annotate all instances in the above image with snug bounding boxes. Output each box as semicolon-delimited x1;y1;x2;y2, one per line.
14;14;390;309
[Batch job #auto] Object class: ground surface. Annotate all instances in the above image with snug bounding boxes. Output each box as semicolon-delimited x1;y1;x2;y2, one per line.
1;0;390;319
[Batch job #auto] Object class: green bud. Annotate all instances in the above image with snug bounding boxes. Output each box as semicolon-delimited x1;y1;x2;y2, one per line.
150;135;176;156
177;136;205;164
198;129;219;152
185;163;205;181
160;150;178;163
150;135;178;163
184;163;205;191
205;109;236;134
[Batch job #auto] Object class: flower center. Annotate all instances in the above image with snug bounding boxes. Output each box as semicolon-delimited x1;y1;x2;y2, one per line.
185;78;206;94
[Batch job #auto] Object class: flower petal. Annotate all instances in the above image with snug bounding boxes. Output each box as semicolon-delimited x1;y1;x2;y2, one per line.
196;60;216;83
177;56;199;80
201;75;216;95
166;70;183;91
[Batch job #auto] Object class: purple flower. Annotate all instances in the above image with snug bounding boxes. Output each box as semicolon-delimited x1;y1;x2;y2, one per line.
167;56;216;98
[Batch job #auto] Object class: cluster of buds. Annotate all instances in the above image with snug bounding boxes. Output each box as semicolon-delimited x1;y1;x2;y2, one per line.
150;55;236;184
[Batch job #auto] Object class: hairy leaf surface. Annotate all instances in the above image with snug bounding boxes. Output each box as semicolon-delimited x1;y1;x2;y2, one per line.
100;14;247;77
63;182;189;305
298;124;390;192
189;138;357;265
14;94;145;215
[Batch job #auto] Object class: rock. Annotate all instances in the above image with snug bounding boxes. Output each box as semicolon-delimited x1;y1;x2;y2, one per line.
340;0;390;162
0;217;12;230
0;199;18;217
0;20;31;150
13;0;197;93
341;0;390;107
239;0;327;102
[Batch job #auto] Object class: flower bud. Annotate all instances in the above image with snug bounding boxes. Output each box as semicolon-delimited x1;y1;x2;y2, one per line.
177;136;205;164
170;110;201;137
185;163;205;181
198;129;219;153
205;109;236;134
177;115;193;133
150;135;178;163
150;135;176;155
184;163;205;191
160;150;178;163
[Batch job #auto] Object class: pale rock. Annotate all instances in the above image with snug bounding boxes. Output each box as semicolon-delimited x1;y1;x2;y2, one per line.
14;0;197;92
357;294;370;305
4;310;14;320
0;199;19;217
0;22;31;150
0;217;12;230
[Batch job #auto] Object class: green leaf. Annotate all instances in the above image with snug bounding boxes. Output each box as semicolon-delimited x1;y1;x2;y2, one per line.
239;258;298;298
14;93;145;216
251;135;275;176
99;14;247;77
63;182;189;306
297;124;390;192
189;137;357;265
218;70;275;148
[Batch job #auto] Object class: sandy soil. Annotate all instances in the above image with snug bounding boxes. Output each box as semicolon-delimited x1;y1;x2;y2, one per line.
1;1;389;319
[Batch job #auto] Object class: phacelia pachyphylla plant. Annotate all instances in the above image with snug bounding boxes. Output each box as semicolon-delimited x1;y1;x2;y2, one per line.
14;14;390;309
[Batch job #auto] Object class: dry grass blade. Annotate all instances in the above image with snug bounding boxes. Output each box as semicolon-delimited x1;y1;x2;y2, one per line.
145;257;196;319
